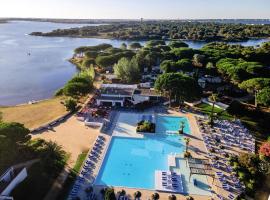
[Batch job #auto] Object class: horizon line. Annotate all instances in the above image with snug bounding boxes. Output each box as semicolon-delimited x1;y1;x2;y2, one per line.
1;17;270;21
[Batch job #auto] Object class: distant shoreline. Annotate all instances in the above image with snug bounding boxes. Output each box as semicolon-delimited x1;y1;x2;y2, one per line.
29;32;270;43
1;18;270;24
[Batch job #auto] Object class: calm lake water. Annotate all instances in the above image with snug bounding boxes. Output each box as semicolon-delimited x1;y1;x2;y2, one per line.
0;21;269;106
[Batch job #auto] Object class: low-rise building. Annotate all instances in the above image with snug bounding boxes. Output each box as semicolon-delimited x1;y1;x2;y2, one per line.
96;84;160;107
0;166;28;200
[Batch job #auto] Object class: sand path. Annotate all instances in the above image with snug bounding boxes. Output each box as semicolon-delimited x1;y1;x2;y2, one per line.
31;115;100;167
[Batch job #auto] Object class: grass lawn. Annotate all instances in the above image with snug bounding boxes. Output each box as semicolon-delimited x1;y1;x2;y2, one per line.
57;150;88;200
195;103;234;120
0;97;67;129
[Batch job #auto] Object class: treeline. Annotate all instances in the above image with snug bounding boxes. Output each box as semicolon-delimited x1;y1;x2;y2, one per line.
71;39;270;106
31;22;270;42
0;122;66;199
55;69;94;98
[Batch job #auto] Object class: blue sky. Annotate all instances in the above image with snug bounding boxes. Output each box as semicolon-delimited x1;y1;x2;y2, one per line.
1;0;270;19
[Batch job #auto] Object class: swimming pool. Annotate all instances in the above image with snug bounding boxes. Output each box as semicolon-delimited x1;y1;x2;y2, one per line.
156;115;191;134
95;115;210;194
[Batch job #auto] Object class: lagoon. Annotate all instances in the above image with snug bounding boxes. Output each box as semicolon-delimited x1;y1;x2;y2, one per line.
0;21;269;106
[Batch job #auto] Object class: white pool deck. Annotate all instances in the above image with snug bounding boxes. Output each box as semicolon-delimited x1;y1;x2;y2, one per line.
112;112;148;138
155;170;184;193
110;112;212;197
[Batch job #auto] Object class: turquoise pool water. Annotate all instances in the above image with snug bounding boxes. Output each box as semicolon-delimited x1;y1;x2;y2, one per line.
95;116;190;189
156;115;191;134
95;115;210;194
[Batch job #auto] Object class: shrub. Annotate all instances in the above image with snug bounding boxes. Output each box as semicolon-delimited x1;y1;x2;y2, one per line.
104;187;116;200
151;193;160;200
184;151;192;158
134;191;142;199
259;141;270;158
64;98;77;112
186;196;194;200
136;120;155;133
168;194;177;200
54;88;63;96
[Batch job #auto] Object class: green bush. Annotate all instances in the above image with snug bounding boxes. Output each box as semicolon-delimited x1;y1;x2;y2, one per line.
54;88;64;96
136;120;155;133
104;187;116;200
134;191;142;199
64;98;77;112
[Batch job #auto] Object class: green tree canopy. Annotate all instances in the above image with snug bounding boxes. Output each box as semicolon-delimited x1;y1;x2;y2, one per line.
62;73;93;97
168;41;189;48
216;58;264;83
84;51;98;59
257;87;270;106
176;59;193;72
64;98;77;111
239;78;270;93
95;55;117;68
154;72;202;102
146;40;166;47
171;47;195;59
114;57;141;83
129;42;142;49
82;58;95;68
160;60;175;73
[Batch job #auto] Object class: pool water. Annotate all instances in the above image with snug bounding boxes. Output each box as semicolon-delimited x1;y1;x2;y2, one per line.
95;116;189;188
95;134;185;189
156;115;191;134
95;115;210;195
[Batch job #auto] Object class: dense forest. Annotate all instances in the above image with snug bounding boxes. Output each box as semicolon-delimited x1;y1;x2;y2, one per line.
31;21;270;42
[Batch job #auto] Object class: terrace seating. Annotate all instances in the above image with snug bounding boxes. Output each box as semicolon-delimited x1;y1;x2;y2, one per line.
196;118;255;199
67;135;107;200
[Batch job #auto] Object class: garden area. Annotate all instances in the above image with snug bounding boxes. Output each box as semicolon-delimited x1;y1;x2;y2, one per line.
228;139;270;199
195;103;233;120
136;120;156;133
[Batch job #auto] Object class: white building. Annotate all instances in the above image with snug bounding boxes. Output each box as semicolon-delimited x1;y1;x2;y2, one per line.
96;84;160;107
0;166;28;200
198;75;223;88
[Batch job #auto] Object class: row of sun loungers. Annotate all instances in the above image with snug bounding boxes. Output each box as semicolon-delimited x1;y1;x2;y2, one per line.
68;135;106;200
161;171;183;192
197;118;253;200
155;171;184;193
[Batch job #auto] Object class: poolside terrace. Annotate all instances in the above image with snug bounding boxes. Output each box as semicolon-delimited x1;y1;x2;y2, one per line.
67;106;256;200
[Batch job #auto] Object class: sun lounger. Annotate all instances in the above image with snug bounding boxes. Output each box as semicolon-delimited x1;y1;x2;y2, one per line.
228;194;235;199
222;183;230;191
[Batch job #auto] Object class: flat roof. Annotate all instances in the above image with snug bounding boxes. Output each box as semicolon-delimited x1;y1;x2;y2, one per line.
97;96;125;101
134;89;161;96
100;87;135;96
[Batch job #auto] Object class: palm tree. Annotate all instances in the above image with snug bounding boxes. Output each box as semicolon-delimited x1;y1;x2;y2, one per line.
134;191;142;200
184;137;191;153
168;194;177;200
117;189;126;197
151;193;160;200
179;121;185;134
209;93;218;127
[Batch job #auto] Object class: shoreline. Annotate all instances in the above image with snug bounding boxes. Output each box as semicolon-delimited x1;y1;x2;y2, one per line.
29;32;270;43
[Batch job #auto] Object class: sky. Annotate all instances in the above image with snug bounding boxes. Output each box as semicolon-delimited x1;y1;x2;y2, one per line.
0;0;270;19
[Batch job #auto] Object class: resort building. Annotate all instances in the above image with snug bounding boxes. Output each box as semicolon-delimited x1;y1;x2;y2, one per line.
96;84;161;107
0;166;28;200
